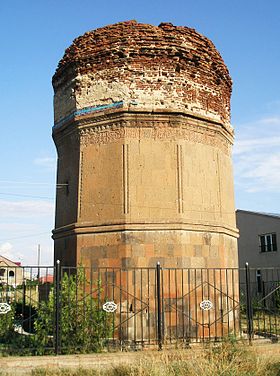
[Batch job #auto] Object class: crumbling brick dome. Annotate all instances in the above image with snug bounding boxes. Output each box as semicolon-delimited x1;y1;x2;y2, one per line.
53;20;232;127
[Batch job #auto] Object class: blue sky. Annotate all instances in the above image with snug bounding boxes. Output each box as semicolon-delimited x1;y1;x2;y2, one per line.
0;0;279;265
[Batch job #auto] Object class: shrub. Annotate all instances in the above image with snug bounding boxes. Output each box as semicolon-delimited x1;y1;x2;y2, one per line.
34;269;112;354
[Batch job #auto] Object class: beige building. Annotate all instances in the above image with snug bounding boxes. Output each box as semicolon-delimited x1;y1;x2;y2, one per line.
237;210;280;305
52;21;238;270
236;209;280;268
0;255;24;287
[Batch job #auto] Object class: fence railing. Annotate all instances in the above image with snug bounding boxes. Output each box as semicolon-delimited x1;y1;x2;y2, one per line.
0;263;279;355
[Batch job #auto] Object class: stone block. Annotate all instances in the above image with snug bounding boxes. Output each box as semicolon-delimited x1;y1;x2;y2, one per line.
190;257;206;268
194;245;202;257
121;257;136;268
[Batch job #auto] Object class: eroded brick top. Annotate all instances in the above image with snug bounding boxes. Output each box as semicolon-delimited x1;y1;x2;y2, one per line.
53;21;232;126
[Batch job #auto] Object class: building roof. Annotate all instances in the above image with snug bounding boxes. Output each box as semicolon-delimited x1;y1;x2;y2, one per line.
0;255;22;267
236;209;280;219
39;275;54;284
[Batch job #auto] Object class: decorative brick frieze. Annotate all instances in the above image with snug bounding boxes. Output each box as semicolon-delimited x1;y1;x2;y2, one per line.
53;21;232;127
77;119;231;155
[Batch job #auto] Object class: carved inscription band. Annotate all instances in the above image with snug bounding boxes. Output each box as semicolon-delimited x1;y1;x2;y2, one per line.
79;123;231;155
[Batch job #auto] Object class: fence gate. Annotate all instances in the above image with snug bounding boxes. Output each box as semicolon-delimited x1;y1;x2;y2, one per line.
0;264;279;355
57;265;241;350
160;267;240;344
239;265;280;342
57;266;158;352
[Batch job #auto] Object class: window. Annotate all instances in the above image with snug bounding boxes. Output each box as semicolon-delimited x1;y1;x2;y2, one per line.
259;233;277;252
8;270;15;277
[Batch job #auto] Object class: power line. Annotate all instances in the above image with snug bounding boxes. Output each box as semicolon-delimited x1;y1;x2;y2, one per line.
0;232;51;242
0;181;66;187
0;193;54;200
0;180;54;186
0;191;236;214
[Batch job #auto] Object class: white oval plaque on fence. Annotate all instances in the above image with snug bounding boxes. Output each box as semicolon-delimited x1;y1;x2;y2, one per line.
102;301;117;313
0;303;11;314
199;300;213;311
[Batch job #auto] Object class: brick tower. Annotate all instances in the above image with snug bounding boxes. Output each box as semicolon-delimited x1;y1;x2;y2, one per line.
52;21;238;270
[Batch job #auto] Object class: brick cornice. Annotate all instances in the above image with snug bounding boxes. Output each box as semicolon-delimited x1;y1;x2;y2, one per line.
52;221;239;240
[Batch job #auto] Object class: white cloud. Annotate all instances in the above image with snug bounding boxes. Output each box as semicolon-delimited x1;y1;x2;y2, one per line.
233;136;280;155
0;242;24;263
0;200;54;219
0;200;54;265
233;113;280;193
33;157;56;170
0;237;53;266
235;153;280;193
0;223;37;232
0;242;13;253
234;115;280;128
257;116;280;125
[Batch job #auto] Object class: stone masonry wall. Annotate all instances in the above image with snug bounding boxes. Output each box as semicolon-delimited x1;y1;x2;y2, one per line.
52;22;239;340
53;21;232;130
52;21;238;272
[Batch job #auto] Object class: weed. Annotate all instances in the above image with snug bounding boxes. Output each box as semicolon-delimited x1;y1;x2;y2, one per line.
29;345;280;376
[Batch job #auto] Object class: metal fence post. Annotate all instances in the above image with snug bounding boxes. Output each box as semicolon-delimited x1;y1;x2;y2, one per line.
55;260;61;355
245;262;253;344
22;279;26;309
156;262;162;350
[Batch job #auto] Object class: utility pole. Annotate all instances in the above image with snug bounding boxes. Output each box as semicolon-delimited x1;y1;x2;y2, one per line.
37;244;41;280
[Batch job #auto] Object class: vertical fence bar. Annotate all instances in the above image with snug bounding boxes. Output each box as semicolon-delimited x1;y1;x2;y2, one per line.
147;268;151;345
133;268;136;347
55;260;61;355
168;269;171;342
175;268;178;346
245;262;253;344
161;267;164;341
156;262;162;350
118;269;122;348
140;268;144;348
23;279;26;309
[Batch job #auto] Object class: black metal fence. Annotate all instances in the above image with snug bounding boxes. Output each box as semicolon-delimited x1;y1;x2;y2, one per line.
0;263;279;355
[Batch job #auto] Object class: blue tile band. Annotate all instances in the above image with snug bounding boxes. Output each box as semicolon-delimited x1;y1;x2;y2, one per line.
53;101;124;129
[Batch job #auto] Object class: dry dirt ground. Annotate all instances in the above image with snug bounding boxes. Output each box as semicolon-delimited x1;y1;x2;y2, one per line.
0;342;280;375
